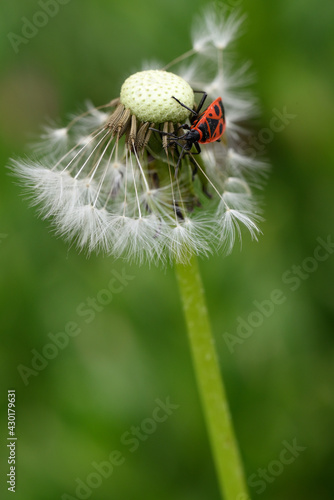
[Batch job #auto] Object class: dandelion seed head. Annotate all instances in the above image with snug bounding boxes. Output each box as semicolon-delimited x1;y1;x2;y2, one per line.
120;70;194;123
9;6;268;266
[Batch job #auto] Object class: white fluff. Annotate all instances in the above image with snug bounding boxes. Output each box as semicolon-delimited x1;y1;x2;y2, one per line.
192;6;246;52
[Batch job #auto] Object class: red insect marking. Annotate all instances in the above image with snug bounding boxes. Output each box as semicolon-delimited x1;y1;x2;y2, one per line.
192;97;226;144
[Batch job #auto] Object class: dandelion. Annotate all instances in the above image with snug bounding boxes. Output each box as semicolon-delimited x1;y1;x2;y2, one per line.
10;6;268;500
10;7;267;267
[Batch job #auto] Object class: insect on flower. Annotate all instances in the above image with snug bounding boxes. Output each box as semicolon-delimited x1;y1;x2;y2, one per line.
9;6;268;266
151;91;226;174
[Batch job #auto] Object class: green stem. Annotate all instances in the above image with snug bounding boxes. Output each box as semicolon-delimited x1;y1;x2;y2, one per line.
175;254;250;500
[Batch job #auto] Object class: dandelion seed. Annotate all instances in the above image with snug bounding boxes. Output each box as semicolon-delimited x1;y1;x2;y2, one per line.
9;7;268;265
35;125;68;156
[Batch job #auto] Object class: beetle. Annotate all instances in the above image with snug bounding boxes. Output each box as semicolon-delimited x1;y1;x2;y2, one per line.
151;91;226;175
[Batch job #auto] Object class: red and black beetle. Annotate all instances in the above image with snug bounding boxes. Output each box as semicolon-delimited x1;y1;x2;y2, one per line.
151;91;226;174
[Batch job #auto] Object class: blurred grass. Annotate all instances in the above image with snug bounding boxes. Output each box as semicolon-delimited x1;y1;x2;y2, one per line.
1;1;334;499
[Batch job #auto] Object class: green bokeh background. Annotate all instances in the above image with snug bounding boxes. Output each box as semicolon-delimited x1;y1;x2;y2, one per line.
1;1;334;499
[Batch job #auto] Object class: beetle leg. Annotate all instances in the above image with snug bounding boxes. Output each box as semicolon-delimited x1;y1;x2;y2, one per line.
176;123;191;132
193;142;201;155
193;91;208;114
171;96;198;117
149;127;176;137
174;145;188;178
189;155;198;180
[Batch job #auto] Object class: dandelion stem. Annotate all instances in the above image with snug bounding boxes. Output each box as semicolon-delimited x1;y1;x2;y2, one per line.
175;254;250;500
